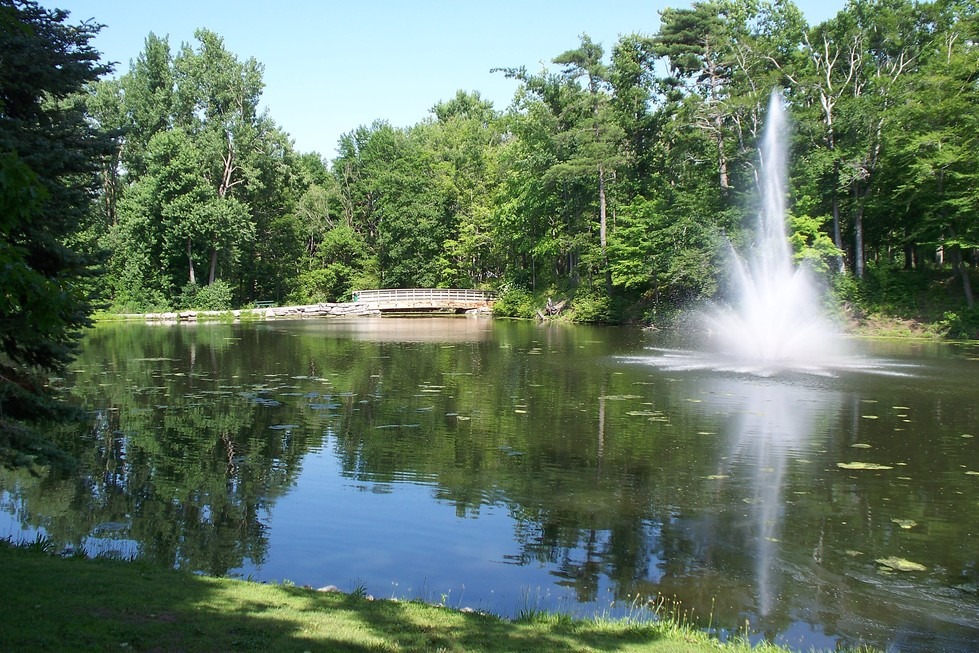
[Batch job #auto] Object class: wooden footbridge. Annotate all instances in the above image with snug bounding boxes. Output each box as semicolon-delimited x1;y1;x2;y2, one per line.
351;288;496;313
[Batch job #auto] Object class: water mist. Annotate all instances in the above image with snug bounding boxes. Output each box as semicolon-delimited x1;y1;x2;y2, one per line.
707;92;843;371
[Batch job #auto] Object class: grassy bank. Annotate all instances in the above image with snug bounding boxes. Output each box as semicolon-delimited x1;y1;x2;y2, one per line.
830;266;977;340
90;308;262;323
0;542;816;653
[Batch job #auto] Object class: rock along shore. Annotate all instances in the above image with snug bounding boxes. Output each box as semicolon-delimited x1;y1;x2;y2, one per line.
130;302;492;322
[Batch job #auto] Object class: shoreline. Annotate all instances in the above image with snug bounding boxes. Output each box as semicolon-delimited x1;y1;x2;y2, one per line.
0;541;843;653
99;302;494;323
91;306;973;342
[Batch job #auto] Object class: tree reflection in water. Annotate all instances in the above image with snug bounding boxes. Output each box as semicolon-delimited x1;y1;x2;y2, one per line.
1;320;977;653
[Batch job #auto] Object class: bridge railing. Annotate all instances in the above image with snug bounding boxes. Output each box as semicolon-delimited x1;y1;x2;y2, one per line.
352;288;496;303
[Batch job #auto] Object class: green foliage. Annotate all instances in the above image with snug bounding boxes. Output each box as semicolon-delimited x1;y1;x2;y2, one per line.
0;1;111;453
286;223;373;303
492;287;538;319
17;0;978;337
96;28;294;310
108;284;172;315
179;280;233;311
609;195;724;309
569;289;613;323
937;309;979;340
287;265;356;304
788;213;842;275
832;262;979;336
0;414;73;470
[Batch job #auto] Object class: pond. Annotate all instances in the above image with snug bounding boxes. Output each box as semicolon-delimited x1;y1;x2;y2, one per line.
2;318;977;652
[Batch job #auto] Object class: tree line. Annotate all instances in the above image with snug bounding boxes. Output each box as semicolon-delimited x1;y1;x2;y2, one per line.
85;0;979;324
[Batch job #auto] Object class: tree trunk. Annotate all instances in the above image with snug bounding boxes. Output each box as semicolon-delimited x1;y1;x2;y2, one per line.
209;248;218;285
704;42;730;193
950;246;975;309
903;242;914;271
831;161;845;273
948;226;975;309
853;178;867;279
187;237;196;285
854;205;865;279
958;252;975;309
716;125;730;191
598;165;612;294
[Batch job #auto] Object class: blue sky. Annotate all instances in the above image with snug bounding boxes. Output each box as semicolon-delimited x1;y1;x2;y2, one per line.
45;0;848;158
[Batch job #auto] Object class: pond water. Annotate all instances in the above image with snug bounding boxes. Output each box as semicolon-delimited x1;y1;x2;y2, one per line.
2;318;977;652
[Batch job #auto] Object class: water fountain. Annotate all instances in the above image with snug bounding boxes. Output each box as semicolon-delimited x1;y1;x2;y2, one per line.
707;91;844;372
631;91;858;376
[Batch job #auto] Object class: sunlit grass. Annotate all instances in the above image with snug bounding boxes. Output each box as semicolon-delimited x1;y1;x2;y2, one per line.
0;541;867;653
91;308;258;323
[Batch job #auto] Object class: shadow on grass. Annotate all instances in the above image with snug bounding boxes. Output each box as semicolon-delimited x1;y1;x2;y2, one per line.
1;543;673;652
0;545;373;652
291;586;669;652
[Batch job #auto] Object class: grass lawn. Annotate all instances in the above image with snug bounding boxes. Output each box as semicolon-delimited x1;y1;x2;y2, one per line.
0;542;812;653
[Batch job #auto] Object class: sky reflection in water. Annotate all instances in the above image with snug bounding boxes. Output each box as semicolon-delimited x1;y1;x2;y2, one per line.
0;320;977;653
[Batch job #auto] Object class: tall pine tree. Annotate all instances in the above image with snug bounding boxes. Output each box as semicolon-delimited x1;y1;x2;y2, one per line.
0;0;111;465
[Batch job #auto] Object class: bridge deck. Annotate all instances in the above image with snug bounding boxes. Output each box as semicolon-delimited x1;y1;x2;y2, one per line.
351;288;496;312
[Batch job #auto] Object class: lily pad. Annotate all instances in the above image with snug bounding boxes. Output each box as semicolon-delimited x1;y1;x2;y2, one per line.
891;519;917;529
876;556;926;572
837;462;893;470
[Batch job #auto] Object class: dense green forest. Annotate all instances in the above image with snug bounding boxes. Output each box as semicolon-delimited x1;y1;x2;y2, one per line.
71;0;977;332
9;1;965;328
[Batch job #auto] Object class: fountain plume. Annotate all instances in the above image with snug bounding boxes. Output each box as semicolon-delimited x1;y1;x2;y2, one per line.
708;92;843;370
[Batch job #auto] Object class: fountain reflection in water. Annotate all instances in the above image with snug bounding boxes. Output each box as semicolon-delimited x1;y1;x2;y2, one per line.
703;377;841;618
707;92;844;372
